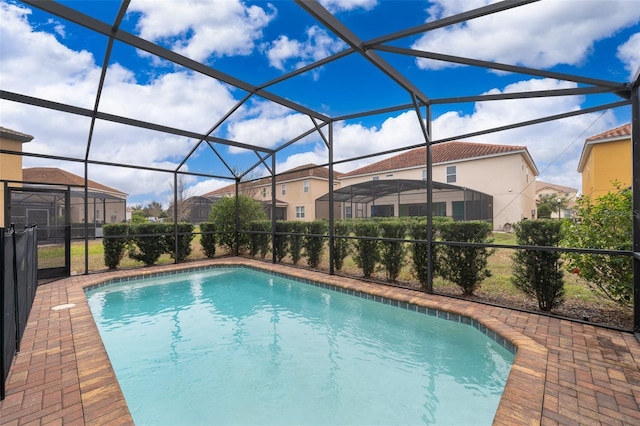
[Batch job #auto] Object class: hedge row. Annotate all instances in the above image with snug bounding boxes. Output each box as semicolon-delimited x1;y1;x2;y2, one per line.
102;223;195;269
244;217;566;312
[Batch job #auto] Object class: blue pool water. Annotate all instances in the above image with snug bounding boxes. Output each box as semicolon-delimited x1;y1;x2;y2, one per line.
85;267;514;425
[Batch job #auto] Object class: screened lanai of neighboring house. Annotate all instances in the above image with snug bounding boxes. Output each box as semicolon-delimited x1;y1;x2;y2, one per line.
315;179;492;222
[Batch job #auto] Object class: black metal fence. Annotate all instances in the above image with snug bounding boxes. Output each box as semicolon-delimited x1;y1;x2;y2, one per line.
1;225;38;400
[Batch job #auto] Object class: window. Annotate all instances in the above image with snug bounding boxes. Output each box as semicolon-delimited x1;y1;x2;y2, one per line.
95;209;100;219
372;176;379;181
371;205;394;217
296;206;305;218
421;169;427;180
303;180;309;193
261;188;267;198
281;184;286;196
345;206;352;218
446;166;456;183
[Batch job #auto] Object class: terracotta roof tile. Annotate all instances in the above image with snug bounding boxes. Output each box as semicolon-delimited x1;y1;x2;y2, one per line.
585;123;631;142
22;167;126;196
342;141;531;177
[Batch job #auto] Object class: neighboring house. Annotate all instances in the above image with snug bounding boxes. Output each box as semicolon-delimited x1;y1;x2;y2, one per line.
22;167;127;236
338;141;539;230
0;126;34;226
202;164;343;221
535;181;578;219
577;123;632;199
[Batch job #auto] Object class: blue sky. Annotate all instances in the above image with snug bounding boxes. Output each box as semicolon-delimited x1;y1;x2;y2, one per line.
1;0;639;207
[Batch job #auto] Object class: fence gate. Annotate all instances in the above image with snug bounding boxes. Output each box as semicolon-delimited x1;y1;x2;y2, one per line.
5;186;70;280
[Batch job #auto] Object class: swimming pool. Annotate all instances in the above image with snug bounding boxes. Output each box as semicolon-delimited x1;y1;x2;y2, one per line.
85;266;514;425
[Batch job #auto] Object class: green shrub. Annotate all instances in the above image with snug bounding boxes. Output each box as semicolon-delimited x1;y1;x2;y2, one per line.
274;220;289;262
437;221;493;296
379;222;407;282
164;223;194;262
209;195;267;254
562;184;632;306
332;221;352;272
248;220;271;259
304;220;327;268
409;221;435;289
128;223;166;266
537;204;552;219
353;221;380;278
288;221;307;265
512;220;564;311
102;223;129;269
199;222;217;258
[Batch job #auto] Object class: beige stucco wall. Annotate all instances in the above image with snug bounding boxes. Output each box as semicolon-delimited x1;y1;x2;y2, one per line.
254;176;340;221
0;139;25;227
340;153;537;230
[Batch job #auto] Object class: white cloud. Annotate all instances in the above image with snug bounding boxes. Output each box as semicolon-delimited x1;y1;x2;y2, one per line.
227;114;314;151
129;0;276;62
272;78;623;191
414;0;640;70
319;0;378;13
617;32;640;80
265;25;347;72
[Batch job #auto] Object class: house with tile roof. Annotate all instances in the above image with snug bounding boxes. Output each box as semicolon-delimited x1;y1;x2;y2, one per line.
339;141;539;230
202;164;343;221
0;127;34;226
577;123;632;199
535;181;578;219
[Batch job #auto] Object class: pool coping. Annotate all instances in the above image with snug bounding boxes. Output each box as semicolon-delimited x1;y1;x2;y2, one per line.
2;257;639;425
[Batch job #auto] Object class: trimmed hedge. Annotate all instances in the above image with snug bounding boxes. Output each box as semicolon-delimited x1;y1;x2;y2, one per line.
165;223;195;262
304;220;328;268
288;221;307;265
512;220;564;311
353;221;380;278
248;220;270;259
332;221;352;272
200;222;217;258
102;223;129;269
437;221;493;296
379;221;407;283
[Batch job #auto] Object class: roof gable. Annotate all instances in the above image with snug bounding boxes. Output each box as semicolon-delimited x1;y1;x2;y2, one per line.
585;123;631;142
22;168;127;196
342;141;537;177
577;123;631;172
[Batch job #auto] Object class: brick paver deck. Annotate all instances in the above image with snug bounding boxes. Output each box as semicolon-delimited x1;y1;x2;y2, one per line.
1;258;639;425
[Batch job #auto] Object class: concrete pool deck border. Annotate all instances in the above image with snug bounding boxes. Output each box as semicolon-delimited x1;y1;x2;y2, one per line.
1;257;639;425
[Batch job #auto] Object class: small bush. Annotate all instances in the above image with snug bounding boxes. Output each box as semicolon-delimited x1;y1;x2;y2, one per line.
379;222;407;282
199;222;217;258
164;223;194;262
248;220;271;259
128;223;166;266
288;221;307;265
304;220;327;268
437;221;493;296
332;221;352;272
353;221;380;278
102;223;129;269
512;220;564;311
562;184;632;306
274;220;289;262
409;221;435;289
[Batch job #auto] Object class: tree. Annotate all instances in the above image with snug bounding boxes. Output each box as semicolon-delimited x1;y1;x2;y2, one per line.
562;183;632;306
167;175;193;222
512;220;564;311
144;200;164;219
537;203;552;219
209;195;267;253
537;194;569;219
